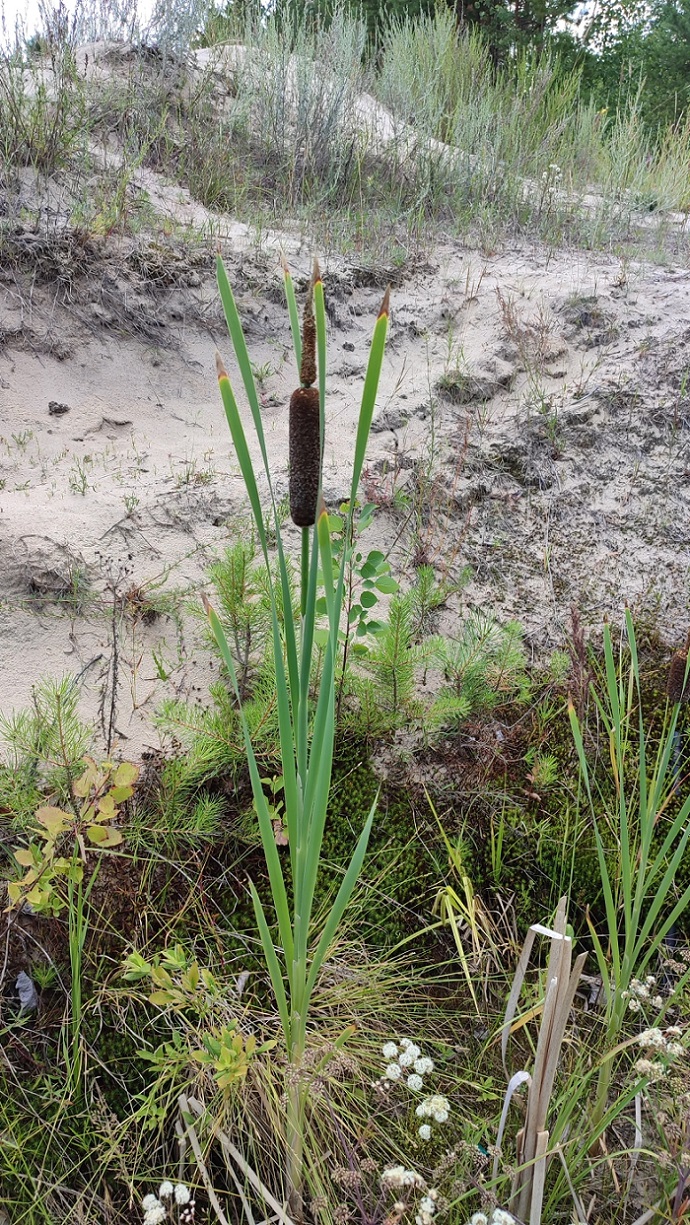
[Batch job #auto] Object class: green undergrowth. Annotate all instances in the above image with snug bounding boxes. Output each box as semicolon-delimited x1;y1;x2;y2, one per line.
2;613;690;1220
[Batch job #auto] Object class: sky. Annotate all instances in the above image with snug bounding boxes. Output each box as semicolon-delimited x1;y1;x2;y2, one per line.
1;0;161;43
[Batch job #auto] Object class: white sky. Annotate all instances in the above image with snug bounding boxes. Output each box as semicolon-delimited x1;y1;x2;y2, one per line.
1;0;160;42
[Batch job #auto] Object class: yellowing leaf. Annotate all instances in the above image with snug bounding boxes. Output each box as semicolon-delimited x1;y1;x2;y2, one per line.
113;763;138;787
14;849;35;867
110;785;133;804
148;990;175;1007
98;794;116;817
183;962;200;992
100;828;123;847
36;807;70;838
87;824;109;844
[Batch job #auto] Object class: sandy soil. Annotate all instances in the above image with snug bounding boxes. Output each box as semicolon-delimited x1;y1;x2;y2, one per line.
2;55;690;757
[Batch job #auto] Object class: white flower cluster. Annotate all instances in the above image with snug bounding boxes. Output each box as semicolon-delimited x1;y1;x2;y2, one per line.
415;1094;450;1125
416;1189;438;1225
141;1183;194;1225
539;162;561;183
468;1210;515;1225
635;1026;685;1080
381;1166;425;1190
381;1039;444;1140
622;976;664;1012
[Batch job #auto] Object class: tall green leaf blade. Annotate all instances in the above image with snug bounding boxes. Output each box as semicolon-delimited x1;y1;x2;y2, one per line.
216;363;269;559
249;881;291;1044
314;273;327;465
217;257;272;482
204;598;294;967
350;290;390;505
305;792;379;1000
282;255;302;371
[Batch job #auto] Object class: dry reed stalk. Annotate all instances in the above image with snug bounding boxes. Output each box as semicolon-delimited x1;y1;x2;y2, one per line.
499;896;586;1225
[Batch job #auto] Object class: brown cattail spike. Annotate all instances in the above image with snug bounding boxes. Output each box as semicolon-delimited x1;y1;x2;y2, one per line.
289;386;321;527
300;288;317;388
667;645;690;705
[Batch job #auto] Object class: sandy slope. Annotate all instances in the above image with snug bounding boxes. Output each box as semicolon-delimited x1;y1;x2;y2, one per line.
2;216;690;755
2;49;690;754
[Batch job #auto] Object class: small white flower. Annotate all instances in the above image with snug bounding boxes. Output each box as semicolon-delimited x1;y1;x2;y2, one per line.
400;1038;412;1049
383;1042;399;1060
491;1211;515;1225
399;1050;415;1067
414;1056;434;1075
385;1062;402;1081
382;1166;421;1189
419;1197;436;1215
470;1215;489;1225
638;1028;665;1049
652;996;663;1009
159;1183;174;1200
142;1196;161;1212
406;1043;421;1060
144;1209;167;1225
667;1041;684;1058
407;1074;424;1091
434;1109;449;1123
418;1124;432;1140
635;1058;658;1078
174;1185;191;1206
628;998;641;1012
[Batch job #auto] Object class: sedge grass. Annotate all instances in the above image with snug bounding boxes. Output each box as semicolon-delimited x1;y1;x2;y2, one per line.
569;610;690;1141
205;254;389;1211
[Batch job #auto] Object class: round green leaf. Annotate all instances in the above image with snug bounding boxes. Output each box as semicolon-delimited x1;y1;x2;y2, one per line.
375;575;398;594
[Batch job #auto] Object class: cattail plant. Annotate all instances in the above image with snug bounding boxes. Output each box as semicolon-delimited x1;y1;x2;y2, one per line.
205;254;389;1216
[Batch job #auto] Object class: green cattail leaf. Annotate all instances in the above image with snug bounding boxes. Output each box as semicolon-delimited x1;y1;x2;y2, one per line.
203;595;294;967
248;881;291;1043
350;288;390;507
313;269;327;479
305;790;379;1000
217;257;272;485
281;253;302;373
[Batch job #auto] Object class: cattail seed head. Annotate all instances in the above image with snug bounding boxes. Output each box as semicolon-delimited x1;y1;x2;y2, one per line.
289;386;321;527
667;647;690;705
